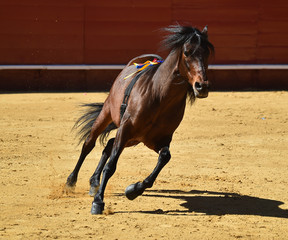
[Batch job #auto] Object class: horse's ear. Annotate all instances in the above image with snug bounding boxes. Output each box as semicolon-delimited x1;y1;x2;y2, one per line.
202;26;208;36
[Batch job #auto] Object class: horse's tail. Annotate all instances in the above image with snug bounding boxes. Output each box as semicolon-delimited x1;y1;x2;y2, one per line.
73;103;117;146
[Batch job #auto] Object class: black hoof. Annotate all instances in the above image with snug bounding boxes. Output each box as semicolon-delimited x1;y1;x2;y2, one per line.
91;202;105;215
66;173;77;187
65;180;76;188
125;182;144;200
88;185;99;197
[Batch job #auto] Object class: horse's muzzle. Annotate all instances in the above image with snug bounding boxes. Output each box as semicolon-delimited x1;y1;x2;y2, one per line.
194;81;210;98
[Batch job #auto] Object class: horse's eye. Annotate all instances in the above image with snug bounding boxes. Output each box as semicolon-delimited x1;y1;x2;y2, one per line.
184;51;189;57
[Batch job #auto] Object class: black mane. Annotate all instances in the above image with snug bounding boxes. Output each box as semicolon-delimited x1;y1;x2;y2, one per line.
161;25;214;105
162;25;214;57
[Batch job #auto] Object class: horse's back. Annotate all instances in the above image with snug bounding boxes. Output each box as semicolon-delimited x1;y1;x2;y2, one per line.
107;54;163;126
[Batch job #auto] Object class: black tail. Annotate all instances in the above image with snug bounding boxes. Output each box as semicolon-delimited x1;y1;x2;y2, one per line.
73;103;117;145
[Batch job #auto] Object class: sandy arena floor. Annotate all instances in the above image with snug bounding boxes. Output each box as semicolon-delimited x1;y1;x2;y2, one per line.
0;91;288;239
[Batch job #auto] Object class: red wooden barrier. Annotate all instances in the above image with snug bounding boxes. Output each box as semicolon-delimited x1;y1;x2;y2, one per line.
1;0;287;65
0;0;287;91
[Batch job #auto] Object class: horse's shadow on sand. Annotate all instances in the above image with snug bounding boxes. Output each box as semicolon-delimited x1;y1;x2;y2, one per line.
116;189;288;218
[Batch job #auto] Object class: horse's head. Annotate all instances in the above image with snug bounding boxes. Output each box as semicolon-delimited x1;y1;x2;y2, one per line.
178;26;214;98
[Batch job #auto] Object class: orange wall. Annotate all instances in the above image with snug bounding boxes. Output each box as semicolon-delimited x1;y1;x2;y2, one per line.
0;0;287;64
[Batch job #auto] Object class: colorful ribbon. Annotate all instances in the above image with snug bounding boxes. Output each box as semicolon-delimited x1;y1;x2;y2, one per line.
124;58;163;79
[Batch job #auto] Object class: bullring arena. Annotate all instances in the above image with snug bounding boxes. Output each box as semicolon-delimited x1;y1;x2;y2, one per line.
1;91;287;239
1;1;288;239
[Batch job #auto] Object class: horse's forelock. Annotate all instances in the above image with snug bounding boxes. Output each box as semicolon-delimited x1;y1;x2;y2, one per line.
162;25;214;58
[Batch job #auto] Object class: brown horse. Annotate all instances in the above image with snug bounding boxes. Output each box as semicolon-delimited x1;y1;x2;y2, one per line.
66;25;214;214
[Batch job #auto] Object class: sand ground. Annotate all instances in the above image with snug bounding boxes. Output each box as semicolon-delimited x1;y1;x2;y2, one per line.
0;91;287;239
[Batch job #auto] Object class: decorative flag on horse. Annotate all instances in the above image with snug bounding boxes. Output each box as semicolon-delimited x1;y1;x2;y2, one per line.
124;58;164;79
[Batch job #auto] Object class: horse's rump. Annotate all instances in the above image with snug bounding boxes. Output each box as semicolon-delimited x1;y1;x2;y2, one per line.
74;103;117;145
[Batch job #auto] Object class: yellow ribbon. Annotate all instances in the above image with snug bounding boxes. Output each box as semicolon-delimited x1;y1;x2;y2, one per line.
124;60;160;80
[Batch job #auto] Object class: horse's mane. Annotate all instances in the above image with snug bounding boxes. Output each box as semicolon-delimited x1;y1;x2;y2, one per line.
162;25;214;57
129;25;214;106
161;25;214;104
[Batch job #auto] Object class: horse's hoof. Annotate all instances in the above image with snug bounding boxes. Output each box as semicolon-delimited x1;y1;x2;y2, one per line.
65;181;75;188
125;182;144;200
63;183;76;194
91;202;105;215
88;185;99;197
66;173;77;187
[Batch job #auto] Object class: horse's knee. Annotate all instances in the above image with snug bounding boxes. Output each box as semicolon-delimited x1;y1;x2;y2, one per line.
159;147;171;164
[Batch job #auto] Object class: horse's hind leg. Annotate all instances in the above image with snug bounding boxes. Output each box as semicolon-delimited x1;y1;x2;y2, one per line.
66;139;95;190
66;105;112;190
89;138;115;196
125;146;171;200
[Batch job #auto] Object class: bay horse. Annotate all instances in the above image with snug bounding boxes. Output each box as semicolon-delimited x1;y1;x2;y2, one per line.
66;25;214;214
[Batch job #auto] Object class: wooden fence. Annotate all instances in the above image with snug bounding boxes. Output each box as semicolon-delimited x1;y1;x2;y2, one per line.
0;0;287;91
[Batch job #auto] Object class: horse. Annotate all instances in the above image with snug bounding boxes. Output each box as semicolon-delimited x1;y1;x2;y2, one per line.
65;25;214;214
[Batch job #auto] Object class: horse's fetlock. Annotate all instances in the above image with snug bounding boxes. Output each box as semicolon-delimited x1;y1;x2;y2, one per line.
89;177;99;187
94;193;103;203
143;180;153;188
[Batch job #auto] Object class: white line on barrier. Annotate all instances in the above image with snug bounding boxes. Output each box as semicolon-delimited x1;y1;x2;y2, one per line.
0;64;288;70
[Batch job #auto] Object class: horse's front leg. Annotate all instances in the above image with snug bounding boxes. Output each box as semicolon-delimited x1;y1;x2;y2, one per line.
89;138;115;196
91;126;128;214
125;146;171;200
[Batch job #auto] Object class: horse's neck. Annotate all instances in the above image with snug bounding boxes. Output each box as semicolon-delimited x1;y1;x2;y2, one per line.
152;50;188;102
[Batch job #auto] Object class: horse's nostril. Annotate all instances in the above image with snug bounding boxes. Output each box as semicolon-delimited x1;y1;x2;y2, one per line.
195;82;202;90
